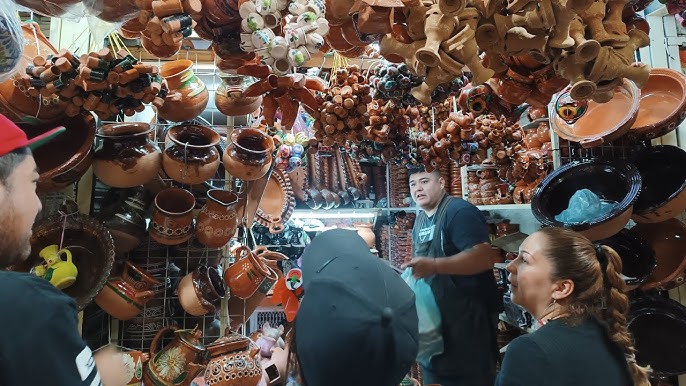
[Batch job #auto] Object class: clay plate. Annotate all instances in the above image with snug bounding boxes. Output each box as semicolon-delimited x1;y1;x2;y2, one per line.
256;168;295;234
630;68;686;140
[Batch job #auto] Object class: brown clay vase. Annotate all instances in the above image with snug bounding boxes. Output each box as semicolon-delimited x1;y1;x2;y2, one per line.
204;330;262;386
214;73;263;116
93;122;162;188
178;265;227;316
95;261;160;320
195;189;239;248
162;124;221;185
223;127;275;181
143;326;207;386
157;59;209;122
223;245;271;299
150;188;196;246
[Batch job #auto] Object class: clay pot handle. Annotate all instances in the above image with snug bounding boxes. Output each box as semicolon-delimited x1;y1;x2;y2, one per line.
269;219;284;234
253;246;269;256
149;326;178;357
233;245;252;261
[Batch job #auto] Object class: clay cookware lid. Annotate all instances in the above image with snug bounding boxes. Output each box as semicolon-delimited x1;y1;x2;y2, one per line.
630;68;686;140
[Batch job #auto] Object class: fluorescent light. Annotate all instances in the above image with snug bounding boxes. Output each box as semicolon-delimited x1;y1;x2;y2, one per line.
290;210;377;219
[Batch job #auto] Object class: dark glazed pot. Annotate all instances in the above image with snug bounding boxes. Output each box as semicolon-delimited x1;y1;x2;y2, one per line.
631;145;686;223
597;229;656;290
531;160;642;241
162;124;221;185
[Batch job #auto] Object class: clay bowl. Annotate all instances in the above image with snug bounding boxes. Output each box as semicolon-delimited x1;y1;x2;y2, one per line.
13;0;81;17
531;160;642;241
19;113;96;193
325;23;357;53
631;218;686;291
550;78;640;148
631;145;686;223
11;210;115;311
597;229;656;291
629;68;686;140
629;295;686;377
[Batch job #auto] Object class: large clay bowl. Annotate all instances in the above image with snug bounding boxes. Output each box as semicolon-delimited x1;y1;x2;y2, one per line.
632;218;686;291
629;68;686;140
631;145;686;223
19;113;96;193
12;210;115;311
550;78;640;148
629;295;686;377
531;160;642;241
597;229;656;291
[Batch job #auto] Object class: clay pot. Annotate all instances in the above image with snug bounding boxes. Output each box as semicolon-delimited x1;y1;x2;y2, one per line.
101;187;151;257
157;59;209;122
178;265;227;316
496;68;533;105
223;127;275;181
354;223;376;248
631;146;686;223
227;265;279;329
195;189;239;248
143;326;207;386
630;68;686;140
140;33;182;58
215;73;263;116
204;330;262;386
150;188;196;246
632;218;686;291
204;0;241;26
598;229;656;291
223;245;271;299
20;113;95;192
93;122;162;188
83;0;138;22
95;261;160;320
531;160;642;241
13;0;81;17
162;124;221;185
119;17;146;38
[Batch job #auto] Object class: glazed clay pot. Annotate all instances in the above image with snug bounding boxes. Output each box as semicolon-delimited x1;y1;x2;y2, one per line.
598;229;656;291
630;68;686;140
178;265;227;316
196;189;239;248
95;261;160;320
93;122;162;188
150;188;196;246
223;127;275;181
227;264;279;329
214;73;263;116
157;59;209;122
204;330;262;386
143;327;207;386
223;246;271;299
102;187;150;257
162;125;221;185
496;68;533;105
631;145;686;223
354;223;376;248
632;219;686;291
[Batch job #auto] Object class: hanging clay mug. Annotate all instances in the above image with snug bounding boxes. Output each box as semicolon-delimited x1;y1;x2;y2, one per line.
204;330;262;386
95;261;160;320
195;189;239;248
150;188;196;246
214;73;263;116
178;265;227;316
223;127;275;181
227;264;279;330
157;59;209;122
93;122;161;188
223;245;271;299
162;124;221;185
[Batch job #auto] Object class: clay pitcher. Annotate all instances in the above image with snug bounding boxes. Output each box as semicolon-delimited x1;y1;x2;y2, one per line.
157;59;209;122
162;124;221;185
95;261;160;320
204;330;262;386
222;127;275;181
150;188;196;246
195;189;239;248
223;245;271;299
227;264;279;329
144;326;207;386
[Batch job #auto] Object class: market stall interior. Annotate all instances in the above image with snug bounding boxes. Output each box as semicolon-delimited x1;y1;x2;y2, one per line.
4;0;686;384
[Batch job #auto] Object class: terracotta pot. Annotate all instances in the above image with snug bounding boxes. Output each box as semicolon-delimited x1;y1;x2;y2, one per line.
631;145;686;223
223;245;271;299
214;73;263;116
204;330;262;386
162;124;221;185
630;68;686;140
204;0;241;26
354;223;376;248
20;113;95;192
119;17;147;38
157;59;209;122
141;33;182;58
227;265;279;329
143;326;207;386
598;229;656;291
93;122;162;188
496;68;533;105
178;265;227;316
195;189;239;248
95;261;160;320
150;188;197;246
633;219;686;291
222;127;274;181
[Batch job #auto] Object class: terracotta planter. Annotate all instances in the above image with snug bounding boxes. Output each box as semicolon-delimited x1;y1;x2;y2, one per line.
204;330;262;386
631;145;686;223
630;68;686;140
93;122;162;188
143;326;207;386
222;127;274;181
157;59;209;122
150;188;196;246
215;73;263;116
227;265;279;329
95;261;160;320
162;124;221;185
223;246;271;299
195;189;239;248
633;219;686;291
178;265;227;316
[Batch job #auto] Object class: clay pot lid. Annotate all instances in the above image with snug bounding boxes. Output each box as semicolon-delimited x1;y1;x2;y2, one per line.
531;159;642;230
630;68;686;140
631;218;686;290
631;145;686;216
597;229;656;286
550;78;640;148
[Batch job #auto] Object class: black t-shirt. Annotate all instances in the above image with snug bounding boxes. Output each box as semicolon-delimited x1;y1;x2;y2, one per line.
496;318;633;386
0;271;102;386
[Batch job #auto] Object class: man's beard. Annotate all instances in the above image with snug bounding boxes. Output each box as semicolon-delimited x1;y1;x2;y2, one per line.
0;206;32;269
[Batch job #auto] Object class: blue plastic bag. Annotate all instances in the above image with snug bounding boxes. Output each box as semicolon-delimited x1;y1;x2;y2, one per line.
555;188;618;224
402;268;444;367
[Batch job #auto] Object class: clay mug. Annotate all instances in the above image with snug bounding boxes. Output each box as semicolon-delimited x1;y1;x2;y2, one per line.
269;36;289;59
256;0;279;13
306;32;325;52
95;261;159;320
272;58;292;75
243;12;265;32
32;244;78;290
288;46;311;67
150;188;196;246
227;264;279;329
178;265;227;316
288;1;307;14
306;0;325;16
259;53;276;66
223;245;271;299
239;0;257;18
263;11;282;28
240;33;254;51
252;28;275;49
316;17;329;35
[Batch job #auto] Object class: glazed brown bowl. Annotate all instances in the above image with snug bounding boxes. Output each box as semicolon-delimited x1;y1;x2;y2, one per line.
632;218;686;291
629;68;686;140
531;160;642;241
597;229;656;291
631;145;686;223
20;113;96;193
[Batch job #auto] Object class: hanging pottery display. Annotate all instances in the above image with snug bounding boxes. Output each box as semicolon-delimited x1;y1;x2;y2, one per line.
162;124;221;185
157;59;209;122
214;73;263;116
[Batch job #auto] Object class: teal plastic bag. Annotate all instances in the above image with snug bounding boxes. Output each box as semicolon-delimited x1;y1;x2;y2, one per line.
402;268;444;367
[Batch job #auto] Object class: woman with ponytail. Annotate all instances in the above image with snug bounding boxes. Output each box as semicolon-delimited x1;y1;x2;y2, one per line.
496;227;651;386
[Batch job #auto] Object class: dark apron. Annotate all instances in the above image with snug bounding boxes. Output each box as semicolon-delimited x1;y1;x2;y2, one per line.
413;195;498;386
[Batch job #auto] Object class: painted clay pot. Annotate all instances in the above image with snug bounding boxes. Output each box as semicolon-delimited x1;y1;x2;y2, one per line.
597;229;656;291
215;74;263;117
495;68;533;105
150;188;196;246
354;222;376;248
195;189;239;248
632;218;686;291
93;122;162;188
223;127;275;181
629;68;686;140
95;261;160;320
531;159;642;241
204;330;262;386
178;265;227;316
631;145;686;223
157;59;209;122
162;124;221;185
227;265;279;329
143;326;207;386
223;246;271;299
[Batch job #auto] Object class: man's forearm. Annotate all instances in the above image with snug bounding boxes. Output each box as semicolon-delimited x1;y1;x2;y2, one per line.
434;243;497;275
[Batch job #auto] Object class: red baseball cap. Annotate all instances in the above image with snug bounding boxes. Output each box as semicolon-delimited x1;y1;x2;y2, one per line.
0;113;65;156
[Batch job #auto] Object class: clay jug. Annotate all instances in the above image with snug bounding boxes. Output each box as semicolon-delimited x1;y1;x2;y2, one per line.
228;262;279;329
144;326;207;386
150;188;196;246
195;189;239;248
204;330;262;386
95;261;160;320
178;265;227;316
223;246;271;299
354;223;376;249
223;127;274;181
215;73;263;116
157;59;209;122
162;124;221;185
102;187;150;257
